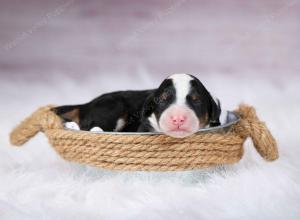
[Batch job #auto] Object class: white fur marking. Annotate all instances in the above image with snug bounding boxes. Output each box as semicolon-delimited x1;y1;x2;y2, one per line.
90;127;104;132
65;122;80;131
168;73;193;105
114;118;126;132
148;113;161;132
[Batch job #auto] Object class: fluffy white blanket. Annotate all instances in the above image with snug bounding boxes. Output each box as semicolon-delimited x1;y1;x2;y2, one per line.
0;73;299;220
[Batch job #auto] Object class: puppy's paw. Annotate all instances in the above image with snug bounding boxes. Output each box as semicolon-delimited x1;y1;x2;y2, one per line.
90;127;104;133
65;122;80;131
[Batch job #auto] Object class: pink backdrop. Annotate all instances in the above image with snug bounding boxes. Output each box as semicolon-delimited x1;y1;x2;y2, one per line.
0;0;299;81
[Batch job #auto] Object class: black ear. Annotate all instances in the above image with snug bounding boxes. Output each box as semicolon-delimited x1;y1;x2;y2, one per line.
209;96;221;127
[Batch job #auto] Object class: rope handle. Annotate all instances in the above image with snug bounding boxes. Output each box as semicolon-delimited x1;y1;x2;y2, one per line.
10;105;63;146
9;104;279;162
234;105;279;161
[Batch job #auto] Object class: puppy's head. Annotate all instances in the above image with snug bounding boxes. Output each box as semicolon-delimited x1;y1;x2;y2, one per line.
143;73;221;138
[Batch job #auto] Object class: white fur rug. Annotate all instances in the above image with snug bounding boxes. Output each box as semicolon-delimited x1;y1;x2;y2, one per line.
0;73;299;220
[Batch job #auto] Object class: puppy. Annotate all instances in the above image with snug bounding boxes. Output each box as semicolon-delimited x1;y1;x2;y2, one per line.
53;74;221;138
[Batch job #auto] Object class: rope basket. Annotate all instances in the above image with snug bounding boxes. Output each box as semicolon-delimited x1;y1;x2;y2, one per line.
9;104;279;171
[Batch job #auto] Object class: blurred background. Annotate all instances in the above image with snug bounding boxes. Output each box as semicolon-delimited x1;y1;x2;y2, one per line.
0;0;299;81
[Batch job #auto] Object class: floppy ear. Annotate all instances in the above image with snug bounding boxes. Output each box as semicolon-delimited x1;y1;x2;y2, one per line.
209;96;221;127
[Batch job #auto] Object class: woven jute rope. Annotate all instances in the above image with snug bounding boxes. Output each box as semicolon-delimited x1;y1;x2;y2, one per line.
9;104;279;171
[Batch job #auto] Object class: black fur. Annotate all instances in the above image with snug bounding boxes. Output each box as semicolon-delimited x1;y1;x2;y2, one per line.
53;90;154;131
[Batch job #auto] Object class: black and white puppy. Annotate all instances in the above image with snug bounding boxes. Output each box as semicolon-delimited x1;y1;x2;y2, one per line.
53;74;221;138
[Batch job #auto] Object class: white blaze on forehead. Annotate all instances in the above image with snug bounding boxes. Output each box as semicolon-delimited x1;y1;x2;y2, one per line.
168;73;193;105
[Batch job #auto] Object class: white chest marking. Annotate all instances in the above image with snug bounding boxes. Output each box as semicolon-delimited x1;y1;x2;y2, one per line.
148;113;161;132
168;73;193;105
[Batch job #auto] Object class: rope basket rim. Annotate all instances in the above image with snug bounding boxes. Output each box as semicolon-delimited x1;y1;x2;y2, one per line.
9;104;279;172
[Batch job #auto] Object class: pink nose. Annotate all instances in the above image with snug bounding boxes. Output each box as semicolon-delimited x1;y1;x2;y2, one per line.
171;115;186;126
